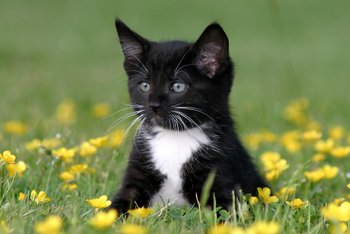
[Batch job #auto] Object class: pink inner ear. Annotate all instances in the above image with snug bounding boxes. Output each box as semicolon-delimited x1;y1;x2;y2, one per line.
198;43;222;78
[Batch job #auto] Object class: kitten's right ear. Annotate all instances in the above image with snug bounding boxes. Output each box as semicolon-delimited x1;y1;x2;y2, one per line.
115;19;149;62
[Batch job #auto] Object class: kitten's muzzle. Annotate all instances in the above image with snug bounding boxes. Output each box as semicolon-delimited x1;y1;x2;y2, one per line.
149;102;161;114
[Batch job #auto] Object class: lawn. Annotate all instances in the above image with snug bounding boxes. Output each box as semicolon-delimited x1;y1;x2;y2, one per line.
0;0;350;233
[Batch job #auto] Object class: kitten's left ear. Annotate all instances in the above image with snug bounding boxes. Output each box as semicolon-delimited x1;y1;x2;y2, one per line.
193;23;229;78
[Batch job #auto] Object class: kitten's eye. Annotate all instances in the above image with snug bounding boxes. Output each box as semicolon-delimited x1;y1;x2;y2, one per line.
171;82;186;93
139;82;150;92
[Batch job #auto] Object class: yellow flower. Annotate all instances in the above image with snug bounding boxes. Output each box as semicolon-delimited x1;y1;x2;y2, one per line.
302;130;322;142
347;184;350;189
0;221;10;234
286;198;307;208
68;164;88;174
108;130;125;148
55;99;76;125
86;195;111;209
6;161;27;177
92;103;111;119
257;187;279;205
311;153;325;162
244;133;262;150
18;192;26;201
249;196;259;206
246;221;280;234
120;224;148;234
61;183;78;191
30;190;51;204
208;224;244;234
89;136;109;148
329;126;345;140
52;147;75;162
128;207;154;218
59;171;75;182
330;222;348;234
0;150;16;164
304;169;324;182
305;165;338;182
283;98;309;127
322;165;339;179
25;139;42;151
4;120;28;135
89;209;117;230
276;186;296;199
260;152;289;181
35;215;62;234
321;201;350;222
315;139;334;153
79;142;97;157
280;131;301;153
41;138;61;149
330;146;350;158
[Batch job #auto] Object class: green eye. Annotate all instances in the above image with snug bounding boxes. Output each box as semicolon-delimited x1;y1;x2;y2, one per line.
171;82;186;93
139;82;150;92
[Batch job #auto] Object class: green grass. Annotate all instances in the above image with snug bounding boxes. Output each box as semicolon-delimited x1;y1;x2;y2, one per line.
1;0;350;233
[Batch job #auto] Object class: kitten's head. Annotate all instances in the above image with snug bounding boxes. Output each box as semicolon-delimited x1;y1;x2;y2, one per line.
115;19;234;130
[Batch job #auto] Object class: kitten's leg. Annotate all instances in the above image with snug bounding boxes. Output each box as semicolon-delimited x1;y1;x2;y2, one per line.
110;163;164;214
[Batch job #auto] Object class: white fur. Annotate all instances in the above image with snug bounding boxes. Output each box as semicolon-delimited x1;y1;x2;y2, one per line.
148;126;210;206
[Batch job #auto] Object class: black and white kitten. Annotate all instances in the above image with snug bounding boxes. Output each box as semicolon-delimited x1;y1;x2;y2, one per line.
110;19;267;213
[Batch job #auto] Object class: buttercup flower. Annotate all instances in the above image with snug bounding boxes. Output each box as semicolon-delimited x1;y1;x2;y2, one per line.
0;221;10;234
244;133;262;150
0;150;16;164
92;103;111;119
257;187;279;205
280;131;301;153
89;136;109;148
61;183;78;191
322;165;339;179
314;139;334;153
249;196;259;206
347;184;350;189
55;99;76;125
302;130;322;142
52;147;75;162
86;195;111;209
108;130;125;148
246;221;280;234
128;207;154;218
30;190;51;204
120;224;148;234
79;141;97;157
286;198;307;208
321;201;350;222
89;209;117;230
35;215;62;234
208;224;244;234
261;152;289;181
68;164;88;174
4;121;28;135
18;192;26;201
330;146;350;158
59;171;75;182
311;153;325;162
329;126;345;140
6;161;27;177
25;139;42;151
304;165;338;182
276;187;296;199
41;138;61;149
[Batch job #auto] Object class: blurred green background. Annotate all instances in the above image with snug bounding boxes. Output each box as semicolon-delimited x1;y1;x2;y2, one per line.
1;0;350;135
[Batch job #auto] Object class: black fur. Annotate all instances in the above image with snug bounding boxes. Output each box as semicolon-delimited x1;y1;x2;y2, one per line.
110;19;267;213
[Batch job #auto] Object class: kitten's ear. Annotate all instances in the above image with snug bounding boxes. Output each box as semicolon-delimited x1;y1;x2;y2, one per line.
193;23;229;78
115;19;149;62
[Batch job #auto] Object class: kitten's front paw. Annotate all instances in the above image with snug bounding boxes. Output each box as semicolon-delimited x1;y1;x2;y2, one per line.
108;199;131;215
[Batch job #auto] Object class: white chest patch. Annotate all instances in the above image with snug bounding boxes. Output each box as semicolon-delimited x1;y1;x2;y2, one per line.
148;126;210;206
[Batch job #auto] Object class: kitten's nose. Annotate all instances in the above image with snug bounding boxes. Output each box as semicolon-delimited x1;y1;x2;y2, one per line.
150;102;161;113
